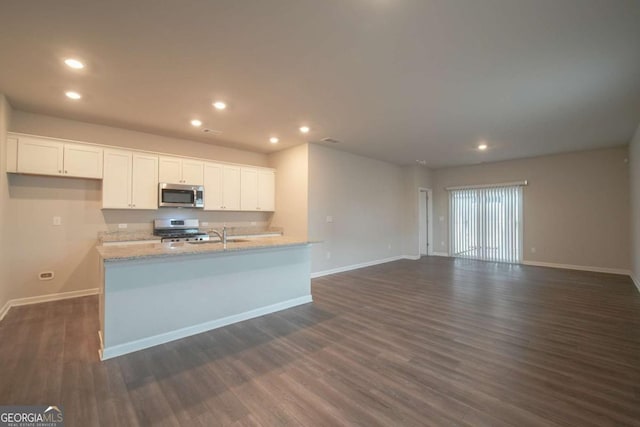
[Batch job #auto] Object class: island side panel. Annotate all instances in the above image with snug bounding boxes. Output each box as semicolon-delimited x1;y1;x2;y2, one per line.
101;245;311;359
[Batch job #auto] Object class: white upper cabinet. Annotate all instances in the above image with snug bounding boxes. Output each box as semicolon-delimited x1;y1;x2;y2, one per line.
240;168;258;211
64;143;103;178
131;153;159;209
257;169;275;211
103;149;158;209
241;167;275;211
223;166;242;210
7;133;276;213
17;136;64;176
159;156;203;185
15;135;102;178
158;156;181;183
102;149;132;209
203;162;241;210
181;159;205;185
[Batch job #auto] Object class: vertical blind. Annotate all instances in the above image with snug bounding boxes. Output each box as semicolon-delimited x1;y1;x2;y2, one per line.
448;184;523;263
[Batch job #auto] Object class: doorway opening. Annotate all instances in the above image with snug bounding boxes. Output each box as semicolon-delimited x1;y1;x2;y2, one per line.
418;188;433;256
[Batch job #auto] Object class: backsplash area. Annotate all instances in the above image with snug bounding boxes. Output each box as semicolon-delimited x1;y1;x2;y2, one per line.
101;209;272;233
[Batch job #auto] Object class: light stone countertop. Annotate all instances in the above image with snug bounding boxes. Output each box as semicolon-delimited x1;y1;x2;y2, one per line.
98;230;158;243
96;236;311;262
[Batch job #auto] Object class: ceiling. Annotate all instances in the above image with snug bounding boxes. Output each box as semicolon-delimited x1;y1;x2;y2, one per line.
1;0;639;168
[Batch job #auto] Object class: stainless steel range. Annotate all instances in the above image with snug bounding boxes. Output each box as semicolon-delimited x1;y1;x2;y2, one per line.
153;219;210;243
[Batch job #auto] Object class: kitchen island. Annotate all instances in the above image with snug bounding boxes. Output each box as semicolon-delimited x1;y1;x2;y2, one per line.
96;237;312;360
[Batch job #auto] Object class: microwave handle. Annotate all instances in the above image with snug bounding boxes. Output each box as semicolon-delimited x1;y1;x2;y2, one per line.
193;188;198;203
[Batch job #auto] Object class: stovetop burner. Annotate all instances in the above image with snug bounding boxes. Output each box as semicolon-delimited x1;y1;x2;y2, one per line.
153;218;210;242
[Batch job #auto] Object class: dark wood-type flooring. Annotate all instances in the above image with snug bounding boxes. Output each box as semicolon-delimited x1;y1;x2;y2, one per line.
1;256;640;426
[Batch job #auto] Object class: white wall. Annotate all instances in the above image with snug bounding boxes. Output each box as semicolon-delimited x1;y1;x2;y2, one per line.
0;95;12;312
433;147;631;271
2;109;272;306
268;144;309;239
308;144;405;274
630;124;640;289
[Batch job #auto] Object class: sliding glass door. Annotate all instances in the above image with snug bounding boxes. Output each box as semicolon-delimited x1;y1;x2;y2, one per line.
449;185;523;263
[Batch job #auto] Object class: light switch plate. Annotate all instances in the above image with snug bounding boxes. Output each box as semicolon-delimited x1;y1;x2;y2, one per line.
118;223;128;229
53;216;61;226
326;216;333;223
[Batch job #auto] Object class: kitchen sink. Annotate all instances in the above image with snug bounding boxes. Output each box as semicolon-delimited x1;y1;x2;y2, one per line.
188;239;252;245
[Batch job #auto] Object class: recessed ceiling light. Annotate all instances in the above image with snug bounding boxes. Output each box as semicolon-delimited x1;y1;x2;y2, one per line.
65;91;82;100
64;58;85;69
190;119;202;127
299;126;310;134
478;143;488;151
269;137;279;144
213;101;226;110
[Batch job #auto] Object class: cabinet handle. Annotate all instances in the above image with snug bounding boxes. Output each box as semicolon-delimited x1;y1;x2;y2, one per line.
132;204;136;207
65;170;68;174
58;170;62;174
257;207;260;210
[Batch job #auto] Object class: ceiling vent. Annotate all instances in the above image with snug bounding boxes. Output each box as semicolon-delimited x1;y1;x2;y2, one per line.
321;137;341;144
202;128;222;136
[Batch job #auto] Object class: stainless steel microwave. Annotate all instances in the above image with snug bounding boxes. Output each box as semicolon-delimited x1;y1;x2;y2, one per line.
158;183;204;208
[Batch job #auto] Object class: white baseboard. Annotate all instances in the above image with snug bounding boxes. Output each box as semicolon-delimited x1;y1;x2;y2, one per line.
431;252;449;257
522;260;631;276
403;255;421;260
631;274;640;293
0;301;10;323
0;288;99;322
311;256;407;278
101;294;313;360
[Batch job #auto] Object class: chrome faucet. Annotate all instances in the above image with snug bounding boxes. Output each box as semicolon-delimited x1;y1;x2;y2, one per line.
210;226;227;248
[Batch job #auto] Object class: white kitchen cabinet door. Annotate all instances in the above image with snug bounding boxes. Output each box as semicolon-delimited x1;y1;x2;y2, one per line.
204;163;241;211
257;170;275;211
158;156;182;183
223;165;242;210
6;137;18;173
17;136;64;176
240;168;259;211
203;162;224;210
131;153;159;209
181;159;204;185
102;149;132;209
63;143;103;178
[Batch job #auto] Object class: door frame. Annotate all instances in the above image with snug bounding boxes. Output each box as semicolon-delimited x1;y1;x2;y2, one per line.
418;188;433;256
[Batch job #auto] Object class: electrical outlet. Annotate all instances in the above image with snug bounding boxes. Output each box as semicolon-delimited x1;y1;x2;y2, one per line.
39;271;54;281
326;216;333;223
52;216;61;226
441;241;445;246
251;221;257;226
118;223;128;229
531;247;537;253
387;244;392;251
326;251;331;259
